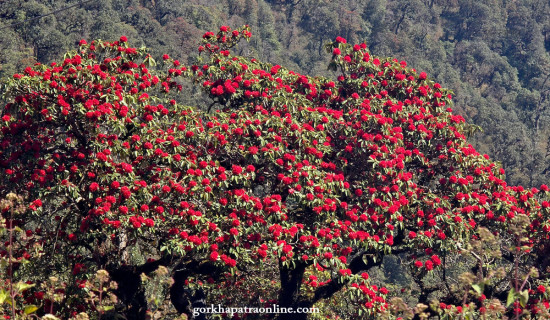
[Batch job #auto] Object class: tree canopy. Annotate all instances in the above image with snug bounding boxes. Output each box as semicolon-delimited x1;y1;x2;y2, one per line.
2;25;550;320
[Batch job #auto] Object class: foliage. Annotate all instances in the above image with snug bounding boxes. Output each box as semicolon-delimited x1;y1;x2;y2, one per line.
1;0;550;187
2;25;550;320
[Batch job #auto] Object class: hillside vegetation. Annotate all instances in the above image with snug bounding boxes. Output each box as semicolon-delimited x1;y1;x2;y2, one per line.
1;0;549;184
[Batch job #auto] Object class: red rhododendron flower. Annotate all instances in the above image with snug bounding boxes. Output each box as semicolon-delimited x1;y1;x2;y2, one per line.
144;218;154;227
232;165;243;175
210;252;219;261
335;36;347;43
425;260;434;270
431;255;442;266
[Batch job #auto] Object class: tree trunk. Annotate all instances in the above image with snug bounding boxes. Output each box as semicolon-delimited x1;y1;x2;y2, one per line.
170;260;222;320
109;266;148;320
108;257;170;320
170;267;207;320
277;261;308;320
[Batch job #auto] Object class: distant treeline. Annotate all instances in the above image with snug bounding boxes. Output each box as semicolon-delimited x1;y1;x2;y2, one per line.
1;0;549;186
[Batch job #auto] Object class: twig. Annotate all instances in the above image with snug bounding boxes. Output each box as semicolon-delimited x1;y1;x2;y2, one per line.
8;206;15;319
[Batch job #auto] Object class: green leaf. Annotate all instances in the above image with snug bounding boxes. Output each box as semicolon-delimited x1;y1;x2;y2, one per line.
506;288;516;307
15;282;35;292
519;290;529;308
472;284;483;294
0;289;7;304
24;305;38;314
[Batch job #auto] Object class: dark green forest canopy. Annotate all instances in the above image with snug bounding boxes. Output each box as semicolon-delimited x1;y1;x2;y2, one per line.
1;0;550;187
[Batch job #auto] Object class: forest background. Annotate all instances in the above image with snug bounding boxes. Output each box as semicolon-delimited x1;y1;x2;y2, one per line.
1;0;550;189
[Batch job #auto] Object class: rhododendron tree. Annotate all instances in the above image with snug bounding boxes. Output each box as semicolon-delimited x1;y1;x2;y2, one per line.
2;26;550;320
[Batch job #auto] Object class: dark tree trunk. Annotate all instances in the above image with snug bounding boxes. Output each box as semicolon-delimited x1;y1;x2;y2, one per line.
278;251;387;320
108;257;170;320
109;266;148;320
170;260;223;320
277;261;308;320
170;267;207;320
